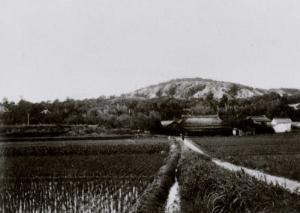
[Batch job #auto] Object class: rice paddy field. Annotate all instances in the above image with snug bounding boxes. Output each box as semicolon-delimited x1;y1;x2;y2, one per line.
0;137;170;212
191;133;300;181
2;134;300;212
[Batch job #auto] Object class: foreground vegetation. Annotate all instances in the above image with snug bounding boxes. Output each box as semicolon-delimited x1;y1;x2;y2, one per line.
1;135;300;212
192;134;300;181
177;152;300;213
0;138;170;212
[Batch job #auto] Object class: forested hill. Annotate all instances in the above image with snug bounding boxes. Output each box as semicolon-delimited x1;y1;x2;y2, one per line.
1;78;300;131
127;78;300;100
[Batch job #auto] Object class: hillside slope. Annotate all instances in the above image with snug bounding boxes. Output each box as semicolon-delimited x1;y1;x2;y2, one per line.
128;78;300;99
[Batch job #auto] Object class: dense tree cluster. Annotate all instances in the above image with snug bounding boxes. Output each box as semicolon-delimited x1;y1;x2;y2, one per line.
0;97;187;131
0;93;299;131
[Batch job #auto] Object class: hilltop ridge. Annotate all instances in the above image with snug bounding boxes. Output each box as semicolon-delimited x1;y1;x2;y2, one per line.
127;78;300;99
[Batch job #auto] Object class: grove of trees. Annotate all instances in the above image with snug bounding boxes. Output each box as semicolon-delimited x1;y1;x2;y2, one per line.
1;93;300;131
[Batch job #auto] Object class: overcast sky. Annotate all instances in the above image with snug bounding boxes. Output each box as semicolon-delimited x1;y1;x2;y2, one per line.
1;0;300;102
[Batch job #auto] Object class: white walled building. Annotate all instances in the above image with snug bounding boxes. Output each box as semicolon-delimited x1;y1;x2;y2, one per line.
271;118;292;133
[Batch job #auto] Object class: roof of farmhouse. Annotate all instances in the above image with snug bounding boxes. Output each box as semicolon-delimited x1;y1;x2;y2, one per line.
288;103;300;110
272;118;292;124
246;115;271;123
182;114;223;127
161;120;176;127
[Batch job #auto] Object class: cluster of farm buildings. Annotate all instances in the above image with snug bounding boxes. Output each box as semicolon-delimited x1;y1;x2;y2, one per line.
161;115;300;136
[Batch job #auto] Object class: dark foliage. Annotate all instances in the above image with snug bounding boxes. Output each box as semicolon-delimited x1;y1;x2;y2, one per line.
1;93;300;132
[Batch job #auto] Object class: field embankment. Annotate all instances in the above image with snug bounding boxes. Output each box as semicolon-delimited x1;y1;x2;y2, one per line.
132;139;180;213
0;125;139;138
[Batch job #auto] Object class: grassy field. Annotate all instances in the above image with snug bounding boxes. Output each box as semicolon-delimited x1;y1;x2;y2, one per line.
0;137;170;212
191;133;300;181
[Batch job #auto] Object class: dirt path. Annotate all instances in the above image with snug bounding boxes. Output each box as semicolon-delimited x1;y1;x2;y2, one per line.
183;138;300;195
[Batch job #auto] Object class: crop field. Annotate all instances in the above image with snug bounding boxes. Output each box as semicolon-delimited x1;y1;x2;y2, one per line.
192;133;300;181
0;137;169;212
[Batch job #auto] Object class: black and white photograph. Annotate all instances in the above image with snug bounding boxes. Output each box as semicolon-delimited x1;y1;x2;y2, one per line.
1;0;300;212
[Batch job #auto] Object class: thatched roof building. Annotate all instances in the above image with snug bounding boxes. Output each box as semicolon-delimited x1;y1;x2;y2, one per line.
181;115;231;135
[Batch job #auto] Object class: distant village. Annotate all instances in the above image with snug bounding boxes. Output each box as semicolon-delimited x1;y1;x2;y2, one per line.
161;114;300;136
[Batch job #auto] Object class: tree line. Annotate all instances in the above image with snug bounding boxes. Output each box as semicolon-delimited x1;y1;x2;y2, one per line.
0;93;300;131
